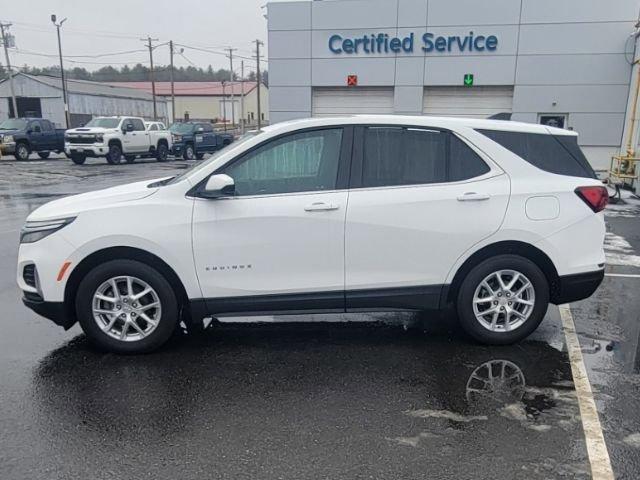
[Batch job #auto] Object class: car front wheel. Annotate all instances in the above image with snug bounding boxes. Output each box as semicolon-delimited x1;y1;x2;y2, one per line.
75;259;179;353
15;143;31;161
456;255;549;345
182;144;195;160
105;144;122;165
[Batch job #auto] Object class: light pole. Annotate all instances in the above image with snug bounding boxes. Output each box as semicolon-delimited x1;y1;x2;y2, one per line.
51;14;69;128
0;22;18;118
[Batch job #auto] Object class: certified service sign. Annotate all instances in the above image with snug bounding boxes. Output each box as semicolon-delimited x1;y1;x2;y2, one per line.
328;31;498;55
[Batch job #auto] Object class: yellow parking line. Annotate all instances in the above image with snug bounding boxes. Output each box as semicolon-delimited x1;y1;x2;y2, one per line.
559;304;614;480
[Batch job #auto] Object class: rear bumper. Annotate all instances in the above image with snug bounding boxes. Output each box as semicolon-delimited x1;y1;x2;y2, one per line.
23;295;76;330
552;269;604;305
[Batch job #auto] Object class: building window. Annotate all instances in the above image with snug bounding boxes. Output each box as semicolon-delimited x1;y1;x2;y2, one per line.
538;114;568;129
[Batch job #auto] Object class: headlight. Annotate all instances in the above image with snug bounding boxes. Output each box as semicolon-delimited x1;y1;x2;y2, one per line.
95;134;104;143
20;217;76;244
3;134;14;143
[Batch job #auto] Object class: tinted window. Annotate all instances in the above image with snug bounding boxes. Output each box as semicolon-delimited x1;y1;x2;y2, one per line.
362;127;489;188
148;124;158;131
449;134;491;181
477;129;596;179
30;121;42;133
225;128;343;196
41;120;53;132
201;123;213;133
132;119;145;131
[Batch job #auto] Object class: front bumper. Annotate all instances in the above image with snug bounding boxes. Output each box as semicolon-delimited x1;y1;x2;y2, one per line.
22;295;75;329
65;144;108;157
552;269;604;304
171;143;184;154
0;142;16;154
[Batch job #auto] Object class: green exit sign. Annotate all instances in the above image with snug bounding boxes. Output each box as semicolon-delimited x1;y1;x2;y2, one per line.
463;73;474;86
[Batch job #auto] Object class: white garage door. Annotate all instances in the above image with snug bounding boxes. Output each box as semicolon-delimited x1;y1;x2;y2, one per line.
423;86;514;119
312;87;394;117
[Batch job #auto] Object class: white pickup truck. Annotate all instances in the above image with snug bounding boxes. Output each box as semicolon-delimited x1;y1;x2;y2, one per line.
65;116;172;165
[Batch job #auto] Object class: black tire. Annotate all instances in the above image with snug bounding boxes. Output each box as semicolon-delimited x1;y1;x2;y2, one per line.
37;151;50;159
156;143;168;162
124;154;136;164
456;254;549;345
75;259;180;354
70;154;87;165
182;144;195;160
105;144;122;165
14;142;31;161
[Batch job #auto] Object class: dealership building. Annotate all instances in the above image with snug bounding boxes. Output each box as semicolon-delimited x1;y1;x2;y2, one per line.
267;0;640;171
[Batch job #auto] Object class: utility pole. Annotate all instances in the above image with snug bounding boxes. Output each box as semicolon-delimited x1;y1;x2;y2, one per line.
169;40;175;124
0;22;18;119
141;36;159;120
50;15;69;128
222;81;227;131
254;39;264;129
226;48;236;128
240;60;245;134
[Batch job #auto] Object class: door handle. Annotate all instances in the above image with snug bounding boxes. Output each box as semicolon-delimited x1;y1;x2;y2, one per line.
457;192;491;201
304;202;339;212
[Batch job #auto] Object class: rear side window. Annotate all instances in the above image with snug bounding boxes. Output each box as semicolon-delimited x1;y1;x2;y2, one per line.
361;127;490;188
477;129;596;179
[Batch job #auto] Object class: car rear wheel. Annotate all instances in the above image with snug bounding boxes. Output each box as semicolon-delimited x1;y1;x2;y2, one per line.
456;255;549;345
105;144;122;165
75;259;179;353
37;151;50;159
14;142;31;161
70;154;87;165
182;144;195;160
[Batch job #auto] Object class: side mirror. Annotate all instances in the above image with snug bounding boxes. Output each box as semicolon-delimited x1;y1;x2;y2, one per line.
196;127;204;133
201;174;235;199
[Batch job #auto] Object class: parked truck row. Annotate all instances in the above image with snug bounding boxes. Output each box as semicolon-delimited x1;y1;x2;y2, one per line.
0;116;235;165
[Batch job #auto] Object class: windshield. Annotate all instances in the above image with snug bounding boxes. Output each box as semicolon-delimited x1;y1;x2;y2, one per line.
84;118;120;128
0;119;28;130
166;131;261;185
169;123;194;134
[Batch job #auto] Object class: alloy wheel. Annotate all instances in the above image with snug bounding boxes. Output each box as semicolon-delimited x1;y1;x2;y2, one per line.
92;275;162;342
472;269;535;332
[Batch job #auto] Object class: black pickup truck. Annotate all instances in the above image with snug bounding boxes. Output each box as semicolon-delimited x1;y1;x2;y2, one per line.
0;118;66;160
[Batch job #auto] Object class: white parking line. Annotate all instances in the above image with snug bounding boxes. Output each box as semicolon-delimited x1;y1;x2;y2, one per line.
604;273;640;278
559;304;614;480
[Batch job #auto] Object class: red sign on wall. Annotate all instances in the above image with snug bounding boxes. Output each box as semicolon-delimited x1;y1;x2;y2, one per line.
347;75;358;86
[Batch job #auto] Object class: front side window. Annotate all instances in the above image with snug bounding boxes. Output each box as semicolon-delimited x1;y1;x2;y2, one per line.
361;127;489;188
224;128;343;196
132;119;145;131
147;124;158;131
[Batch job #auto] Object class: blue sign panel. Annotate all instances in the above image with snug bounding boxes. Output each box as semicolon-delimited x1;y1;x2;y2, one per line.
328;31;498;54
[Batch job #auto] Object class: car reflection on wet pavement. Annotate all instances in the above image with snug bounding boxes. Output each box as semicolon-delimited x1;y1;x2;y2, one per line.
13;322;588;480
1;157;639;479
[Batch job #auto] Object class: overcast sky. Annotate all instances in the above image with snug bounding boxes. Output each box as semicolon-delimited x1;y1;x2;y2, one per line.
1;0;283;74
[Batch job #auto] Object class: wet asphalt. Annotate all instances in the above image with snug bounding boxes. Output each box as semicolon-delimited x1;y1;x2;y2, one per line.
0;155;639;479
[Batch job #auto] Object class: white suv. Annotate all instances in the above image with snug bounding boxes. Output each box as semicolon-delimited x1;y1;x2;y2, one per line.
19;116;607;353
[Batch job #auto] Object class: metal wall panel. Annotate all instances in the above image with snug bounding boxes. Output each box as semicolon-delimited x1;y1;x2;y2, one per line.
312;58;397;86
311;0;398;29
428;0;522;26
267;1;311;31
268;59;312;87
513;85;629;114
425;56;517;86
521;0;639;23
515;54;632;86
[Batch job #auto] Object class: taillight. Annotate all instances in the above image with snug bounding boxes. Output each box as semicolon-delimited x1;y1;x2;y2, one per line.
575;186;608;213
